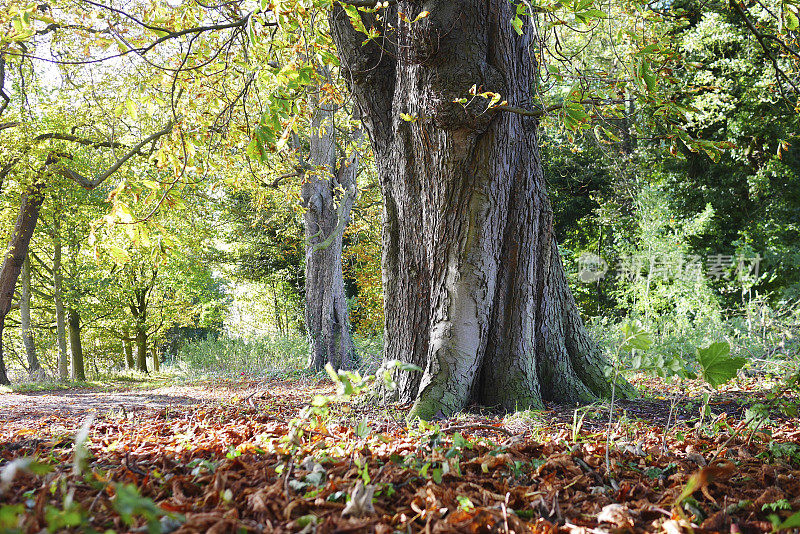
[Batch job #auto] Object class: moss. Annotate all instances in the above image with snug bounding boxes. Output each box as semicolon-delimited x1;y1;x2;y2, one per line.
407;396;440;421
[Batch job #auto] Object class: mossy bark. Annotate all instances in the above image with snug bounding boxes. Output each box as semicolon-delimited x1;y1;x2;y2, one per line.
0;180;46;385
331;1;631;419
303;103;358;371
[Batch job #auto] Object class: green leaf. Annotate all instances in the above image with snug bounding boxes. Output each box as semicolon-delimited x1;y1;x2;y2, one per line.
565;103;589;122
785;10;799;31
432;467;442;484
511;16;524;35
386;360;423;372
355;420;371;438
246;138;264;162
247;18;258;45
777;509;800;530
107;245;131;264
696;342;745;388
324;363;340;384
620;322;652;351
639;60;657;93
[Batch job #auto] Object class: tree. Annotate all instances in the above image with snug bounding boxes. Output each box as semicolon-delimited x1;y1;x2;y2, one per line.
303;105;360;371
19;255;41;377
330;2;631;419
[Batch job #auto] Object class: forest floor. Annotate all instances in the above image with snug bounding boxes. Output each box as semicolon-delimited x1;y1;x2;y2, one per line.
1;374;798;533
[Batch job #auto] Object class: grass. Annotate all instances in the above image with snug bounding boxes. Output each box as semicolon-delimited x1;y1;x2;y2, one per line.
0;333;383;394
167;333;384;379
0;371;183;394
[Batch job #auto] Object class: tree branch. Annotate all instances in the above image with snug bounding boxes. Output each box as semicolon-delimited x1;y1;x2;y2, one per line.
34;131;126;149
494;98;631;118
729;0;799;104
54;121;174;190
338;0;397;6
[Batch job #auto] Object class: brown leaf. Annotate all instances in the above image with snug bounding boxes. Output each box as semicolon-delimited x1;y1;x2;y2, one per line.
597;503;635;528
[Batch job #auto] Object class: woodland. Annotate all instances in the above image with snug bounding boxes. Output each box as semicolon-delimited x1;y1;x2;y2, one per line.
0;0;800;532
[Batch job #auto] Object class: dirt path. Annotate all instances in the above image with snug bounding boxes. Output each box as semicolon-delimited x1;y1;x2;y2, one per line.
0;379;333;438
0;385;238;426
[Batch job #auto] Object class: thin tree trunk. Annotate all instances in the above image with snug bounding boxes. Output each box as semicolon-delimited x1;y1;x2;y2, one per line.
331;2;629;418
0;179;47;385
122;326;135;369
20;255;42;377
53;214;69;380
302;103;358;371
68;308;85;381
272;278;283;335
0;317;8;385
135;324;148;373
151;341;159;372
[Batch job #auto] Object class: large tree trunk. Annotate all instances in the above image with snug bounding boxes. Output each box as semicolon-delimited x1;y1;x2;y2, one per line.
20;255;42;377
302;104;358;371
331;2;629;419
53;214;69;380
68;308;85;381
0;180;46;385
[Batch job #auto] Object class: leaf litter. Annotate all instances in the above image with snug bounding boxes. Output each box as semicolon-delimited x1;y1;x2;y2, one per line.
0;376;799;533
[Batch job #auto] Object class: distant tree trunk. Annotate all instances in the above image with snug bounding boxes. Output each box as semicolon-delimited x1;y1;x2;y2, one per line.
68;308;85;381
0;180;46;386
303;104;358;371
271;279;284;335
122;326;135;369
20;255;42;377
53;214;69;380
331;3;628;419
151;341;159;372
135;324;148;373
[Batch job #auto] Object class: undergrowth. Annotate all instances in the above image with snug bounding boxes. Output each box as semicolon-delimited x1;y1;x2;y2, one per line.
167;334;383;379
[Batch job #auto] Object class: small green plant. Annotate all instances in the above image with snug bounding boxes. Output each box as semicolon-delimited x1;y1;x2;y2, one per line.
762;500;792;513
112;483;175;534
695;341;746;431
696;341;746;388
775;509;800;531
605;321;653;473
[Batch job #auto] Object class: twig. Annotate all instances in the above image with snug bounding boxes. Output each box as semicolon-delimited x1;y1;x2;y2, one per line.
283;459;294;500
124;452;147;477
574;456;604;485
243;387;269;402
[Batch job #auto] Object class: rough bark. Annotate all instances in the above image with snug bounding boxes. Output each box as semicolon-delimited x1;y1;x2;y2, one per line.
53;214;69;379
331;2;630;418
151;341;160;373
68;308;85;381
20;255;42;377
302;104;358;371
0;180;47;385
